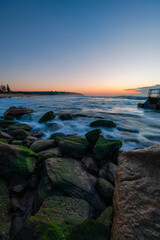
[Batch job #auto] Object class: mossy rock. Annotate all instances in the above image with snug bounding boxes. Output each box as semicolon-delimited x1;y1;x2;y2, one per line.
59;135;89;159
86;160;99;175
39;111;56;123
97;206;113;228
0;138;8;144
30;140;56;153
59;114;73;120
94;138;122;166
39;153;57;162
9;129;30;140
90;120;116;128
85;129;101;144
8;123;32;131
67;219;110;240
15;196;90;240
14;217;65;240
0;179;10;240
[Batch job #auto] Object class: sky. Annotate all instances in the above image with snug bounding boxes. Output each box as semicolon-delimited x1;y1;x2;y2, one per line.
0;0;160;95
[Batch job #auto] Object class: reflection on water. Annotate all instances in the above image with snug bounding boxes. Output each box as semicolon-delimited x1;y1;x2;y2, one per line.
0;95;160;150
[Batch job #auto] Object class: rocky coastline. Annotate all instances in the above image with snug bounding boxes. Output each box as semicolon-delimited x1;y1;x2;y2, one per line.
0;106;159;240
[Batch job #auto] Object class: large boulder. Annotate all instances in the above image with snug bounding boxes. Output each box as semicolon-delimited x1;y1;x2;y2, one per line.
39;157;105;218
4;106;34;118
30;140;56;153
15;196;90;240
111;144;160;240
90;120;116;128
58;135;89;159
0;179;11;240
0;143;37;175
39;111;56;123
94;138;122;166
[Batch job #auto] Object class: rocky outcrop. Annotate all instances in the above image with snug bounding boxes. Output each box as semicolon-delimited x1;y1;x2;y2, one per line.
111;144;160;240
4;106;34;118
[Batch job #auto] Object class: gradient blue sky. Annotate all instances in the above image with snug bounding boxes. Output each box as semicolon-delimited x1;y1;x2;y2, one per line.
0;0;160;94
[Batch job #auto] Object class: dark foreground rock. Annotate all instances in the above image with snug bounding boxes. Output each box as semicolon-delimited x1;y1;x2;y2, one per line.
0;179;11;240
4;106;34;118
111;144;160;240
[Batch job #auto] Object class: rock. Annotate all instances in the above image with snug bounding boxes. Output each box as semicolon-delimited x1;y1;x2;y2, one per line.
106;162;117;185
39;157;105;218
111;144;160;240
14;217;65;240
0;143;37;175
59;113;73;120
23;136;37;148
67;219;110;240
0;131;13;140
8;123;32;131
94;138;122;166
9;129;30;140
51;132;66;138
96;178;114;203
11;140;24;145
4;106;34;118
30;139;56;153
0;179;11;240
85;129;101;144
38;148;62;161
0;138;8;144
39;111;56;123
59;135;89;159
84;157;99;175
97;206;113;228
0;119;15;128
90;120;116;128
15;196;90;240
4;115;14;120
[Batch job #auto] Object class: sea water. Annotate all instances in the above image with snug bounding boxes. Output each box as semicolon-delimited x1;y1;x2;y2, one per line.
0;95;160;150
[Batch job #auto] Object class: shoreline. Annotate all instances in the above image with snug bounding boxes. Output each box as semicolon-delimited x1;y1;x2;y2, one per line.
0;93;83;99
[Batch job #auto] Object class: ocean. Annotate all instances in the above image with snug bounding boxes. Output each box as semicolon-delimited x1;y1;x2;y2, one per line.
0;95;160;150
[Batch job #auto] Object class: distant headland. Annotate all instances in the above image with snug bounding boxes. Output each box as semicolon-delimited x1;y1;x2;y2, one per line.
0;84;83;98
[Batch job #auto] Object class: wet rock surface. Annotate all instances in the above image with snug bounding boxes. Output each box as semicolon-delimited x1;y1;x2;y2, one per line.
111;144;160;240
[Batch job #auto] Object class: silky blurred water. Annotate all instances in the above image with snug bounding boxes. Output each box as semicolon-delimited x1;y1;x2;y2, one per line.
1;95;160;150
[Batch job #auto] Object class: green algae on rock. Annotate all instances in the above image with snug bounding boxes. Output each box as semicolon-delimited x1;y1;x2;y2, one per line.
39;111;56;123
85;129;101;144
67;219;110;240
9;129;30;140
97;206;113;228
94;138;122;166
15;196;90;240
59;135;89;159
